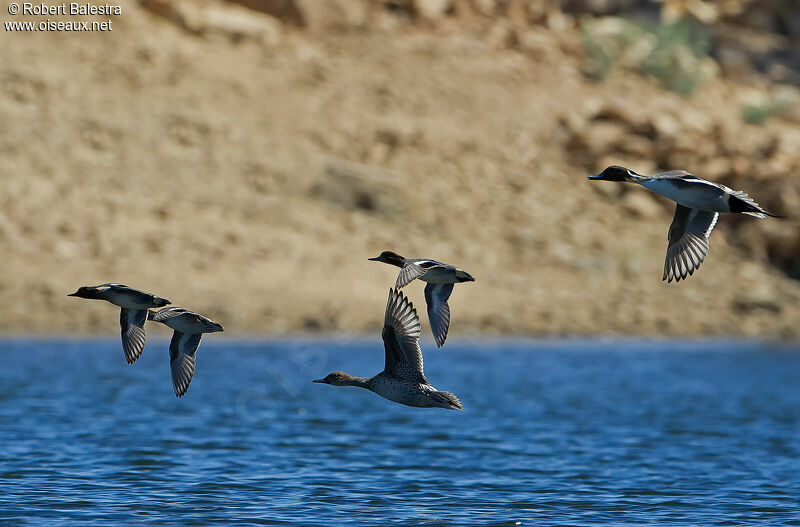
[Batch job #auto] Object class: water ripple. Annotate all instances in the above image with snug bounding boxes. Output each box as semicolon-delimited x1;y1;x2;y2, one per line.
0;339;799;525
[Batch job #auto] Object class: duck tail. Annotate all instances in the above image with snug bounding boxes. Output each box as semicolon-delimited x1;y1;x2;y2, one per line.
729;192;783;218
756;211;786;218
430;390;465;411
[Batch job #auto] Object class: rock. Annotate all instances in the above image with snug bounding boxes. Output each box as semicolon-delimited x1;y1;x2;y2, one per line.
702;158;731;179
652;113;681;139
716;44;753;79
621;191;662;218
618;135;653;158
582;121;627;155
472;0;497;16
591;101;644;128
764;231;800;280
517;27;555;57
733;284;782;313
225;0;366;29
224;0;304;25
140;0;204;33
413;0;451;20
677;107;713;134
203;4;282;44
294;0;367;30
140;0;282;43
505;0;528;25
309;159;404;215
662;0;719;24
487;19;516;48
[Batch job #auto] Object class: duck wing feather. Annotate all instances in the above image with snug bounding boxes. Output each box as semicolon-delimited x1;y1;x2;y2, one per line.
663;204;718;283
381;288;426;382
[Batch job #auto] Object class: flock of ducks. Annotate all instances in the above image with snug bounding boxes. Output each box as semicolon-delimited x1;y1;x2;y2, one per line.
69;166;780;408
68;284;223;397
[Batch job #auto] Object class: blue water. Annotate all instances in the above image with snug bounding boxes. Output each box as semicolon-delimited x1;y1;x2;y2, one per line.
1;338;799;526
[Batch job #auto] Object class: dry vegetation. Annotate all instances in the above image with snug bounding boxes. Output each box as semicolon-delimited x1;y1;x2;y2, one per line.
1;0;799;339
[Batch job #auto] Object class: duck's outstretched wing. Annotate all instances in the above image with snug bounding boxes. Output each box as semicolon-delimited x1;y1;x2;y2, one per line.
119;308;148;364
382;288;425;382
424;283;454;348
169;331;202;398
395;264;428;288
149;307;188;322
663;204;718;283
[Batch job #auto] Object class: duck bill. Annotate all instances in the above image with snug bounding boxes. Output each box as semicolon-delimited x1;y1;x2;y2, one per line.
367;256;380;261
588;174;604;180
312;379;325;384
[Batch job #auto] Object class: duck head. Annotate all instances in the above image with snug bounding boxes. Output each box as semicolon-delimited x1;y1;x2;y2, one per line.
313;371;361;386
368;251;405;267
589;165;643;183
67;286;102;299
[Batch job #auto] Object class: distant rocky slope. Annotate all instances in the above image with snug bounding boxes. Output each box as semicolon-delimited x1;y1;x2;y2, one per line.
1;1;798;338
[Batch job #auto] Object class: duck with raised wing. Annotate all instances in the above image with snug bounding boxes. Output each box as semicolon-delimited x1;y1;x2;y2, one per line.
68;283;170;364
313;288;464;410
589;166;781;282
369;251;474;347
147;307;224;398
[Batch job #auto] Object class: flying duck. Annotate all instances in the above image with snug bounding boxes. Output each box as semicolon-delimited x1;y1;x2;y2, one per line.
369;251;475;347
68;283;170;364
313;288;464;410
147;307;224;398
589;166;780;282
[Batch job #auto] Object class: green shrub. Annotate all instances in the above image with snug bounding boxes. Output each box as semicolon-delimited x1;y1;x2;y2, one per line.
580;16;711;96
741;97;792;125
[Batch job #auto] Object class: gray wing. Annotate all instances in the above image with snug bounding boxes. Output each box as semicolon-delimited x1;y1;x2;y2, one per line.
119;308;148;364
381;288;425;382
653;169;693;178
99;283;128;290
150;307;189;322
169;331;202;398
395;264;428;288
663;204;719;283
424;283;454;348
